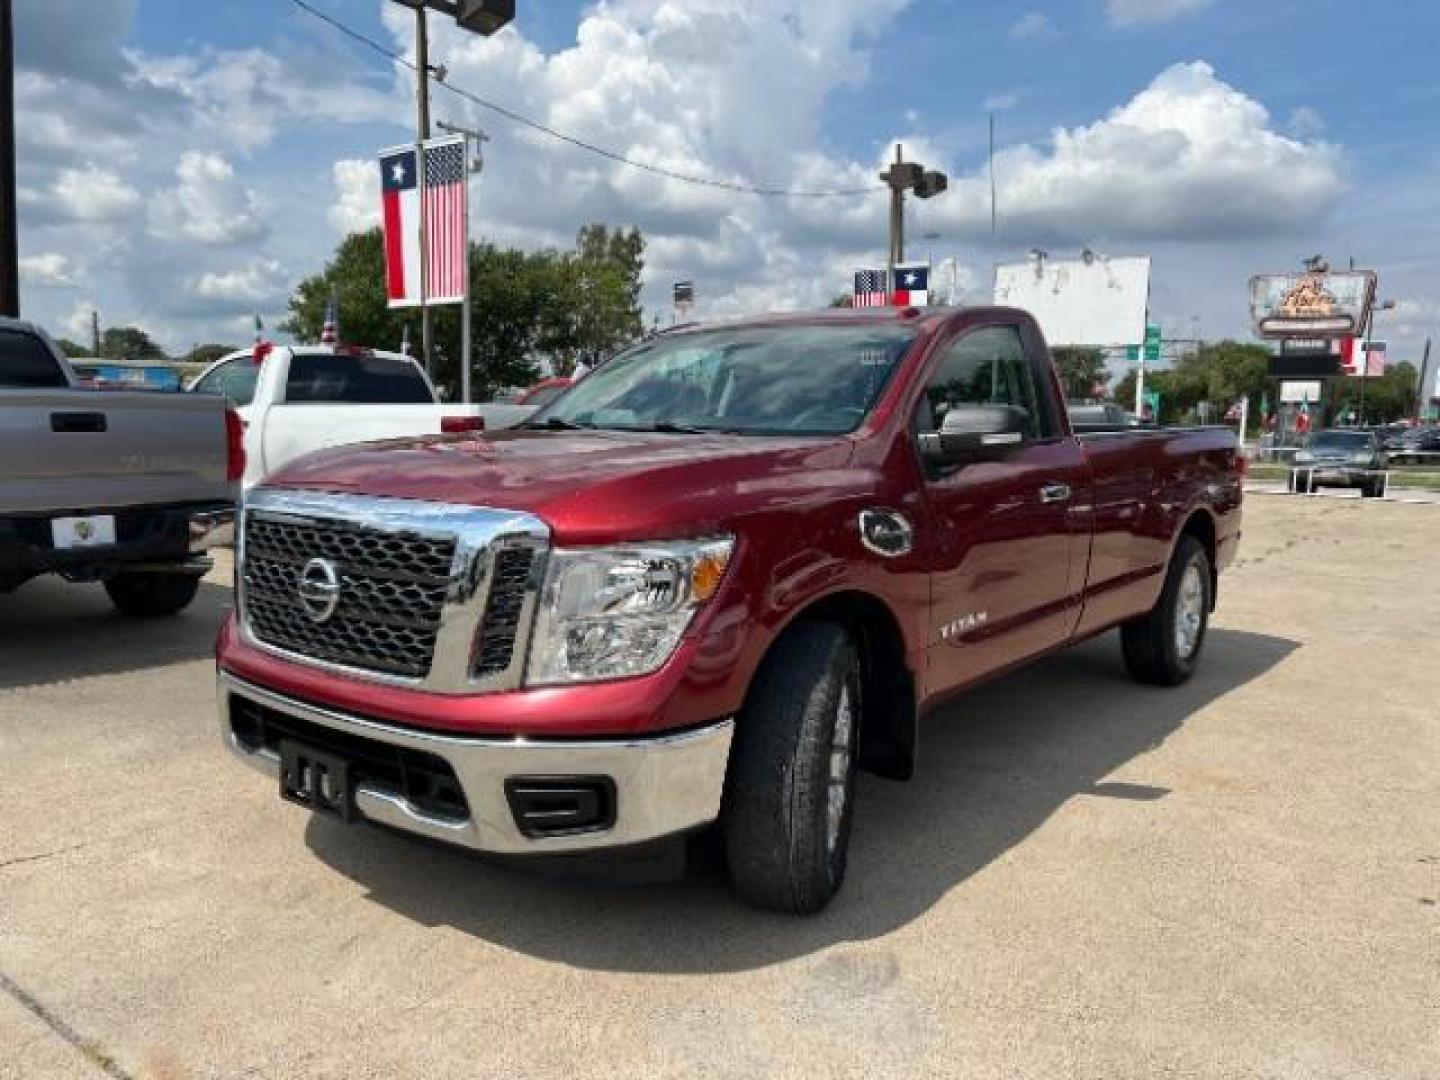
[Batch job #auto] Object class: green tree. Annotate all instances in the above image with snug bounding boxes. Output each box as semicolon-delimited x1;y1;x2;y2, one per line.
185;343;238;367
1051;347;1109;400
1111;340;1270;427
829;293;854;308
1324;362;1420;425
100;326;165;362
51;337;89;358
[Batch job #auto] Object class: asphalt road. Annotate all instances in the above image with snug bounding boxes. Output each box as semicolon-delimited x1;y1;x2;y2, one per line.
1;497;1437;1079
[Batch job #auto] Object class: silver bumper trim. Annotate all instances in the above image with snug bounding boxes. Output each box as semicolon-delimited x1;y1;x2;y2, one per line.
217;670;734;854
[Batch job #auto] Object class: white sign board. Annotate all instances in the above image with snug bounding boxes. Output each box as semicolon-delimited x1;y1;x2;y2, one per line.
993;256;1150;347
1280;380;1323;404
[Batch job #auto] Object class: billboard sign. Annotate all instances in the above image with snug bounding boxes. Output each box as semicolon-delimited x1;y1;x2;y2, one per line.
1279;380;1323;404
1249;270;1377;339
994;255;1150;347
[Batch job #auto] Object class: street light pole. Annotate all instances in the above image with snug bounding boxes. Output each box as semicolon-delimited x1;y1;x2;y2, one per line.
879;144;947;301
415;5;433;379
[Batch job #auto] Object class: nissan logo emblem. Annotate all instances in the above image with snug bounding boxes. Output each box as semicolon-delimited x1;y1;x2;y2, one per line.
297;557;342;623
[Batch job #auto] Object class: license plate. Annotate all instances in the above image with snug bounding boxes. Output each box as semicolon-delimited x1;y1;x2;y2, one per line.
278;740;354;822
51;514;116;550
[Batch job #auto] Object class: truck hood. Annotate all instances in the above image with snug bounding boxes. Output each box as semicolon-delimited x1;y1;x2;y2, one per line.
260;429;860;544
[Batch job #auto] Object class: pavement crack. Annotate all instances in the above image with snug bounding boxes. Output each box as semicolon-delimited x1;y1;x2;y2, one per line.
0;843;87;871
0;969;133;1079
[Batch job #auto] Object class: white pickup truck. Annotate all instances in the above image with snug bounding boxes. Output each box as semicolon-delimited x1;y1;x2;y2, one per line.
190;345;533;489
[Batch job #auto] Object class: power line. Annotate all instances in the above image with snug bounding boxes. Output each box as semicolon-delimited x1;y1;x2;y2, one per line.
287;0;882;199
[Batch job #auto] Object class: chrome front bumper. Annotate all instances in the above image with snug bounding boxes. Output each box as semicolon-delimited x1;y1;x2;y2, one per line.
217;671;734;854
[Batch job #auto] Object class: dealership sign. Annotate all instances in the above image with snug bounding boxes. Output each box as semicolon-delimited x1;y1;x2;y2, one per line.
1249;270;1377;339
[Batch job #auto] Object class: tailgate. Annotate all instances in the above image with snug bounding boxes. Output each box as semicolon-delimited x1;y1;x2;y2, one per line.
0;389;230;514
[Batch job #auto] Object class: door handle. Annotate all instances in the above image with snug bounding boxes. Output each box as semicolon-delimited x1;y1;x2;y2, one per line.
50;411;107;433
1038;482;1072;504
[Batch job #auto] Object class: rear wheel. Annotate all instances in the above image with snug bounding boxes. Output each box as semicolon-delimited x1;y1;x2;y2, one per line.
721;621;861;914
104;572;201;617
1121;536;1212;687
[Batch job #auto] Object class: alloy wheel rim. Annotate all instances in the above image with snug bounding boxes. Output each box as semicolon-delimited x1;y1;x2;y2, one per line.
1175;562;1205;660
826;682;855;857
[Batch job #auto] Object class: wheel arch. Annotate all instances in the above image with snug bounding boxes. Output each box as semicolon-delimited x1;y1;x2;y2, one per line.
752;589;918;782
1176;507;1218;610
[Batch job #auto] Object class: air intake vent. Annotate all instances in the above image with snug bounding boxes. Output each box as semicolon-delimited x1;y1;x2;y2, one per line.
472;546;537;678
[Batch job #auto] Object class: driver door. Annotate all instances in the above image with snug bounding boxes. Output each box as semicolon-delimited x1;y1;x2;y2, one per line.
915;321;1089;697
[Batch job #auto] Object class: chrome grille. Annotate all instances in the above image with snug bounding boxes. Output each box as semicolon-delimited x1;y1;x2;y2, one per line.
472;547;536;678
242;515;456;679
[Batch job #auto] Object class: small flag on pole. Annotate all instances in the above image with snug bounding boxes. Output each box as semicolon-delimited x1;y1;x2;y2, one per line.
854;268;887;308
321;294;338;344
892;263;930;306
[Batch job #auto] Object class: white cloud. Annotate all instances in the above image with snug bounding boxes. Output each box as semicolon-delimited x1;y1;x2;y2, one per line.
50;165;142;222
982;91;1023;111
59;300;101;344
151;152;266;246
1288;106;1326;139
930;62;1345;244
192;259;289;308
19;253;76;287
330;159;381;235
1107;0;1215;27
1010;13;1056;39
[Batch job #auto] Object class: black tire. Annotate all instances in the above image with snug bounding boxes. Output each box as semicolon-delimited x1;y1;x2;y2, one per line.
1120;535;1212;687
104;572;202;617
721;621;862;914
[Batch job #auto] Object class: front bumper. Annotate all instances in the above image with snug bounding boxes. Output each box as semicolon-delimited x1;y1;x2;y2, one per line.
217;670;735;854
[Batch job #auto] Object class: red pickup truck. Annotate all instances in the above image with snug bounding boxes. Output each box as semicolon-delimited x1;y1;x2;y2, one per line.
217;307;1242;913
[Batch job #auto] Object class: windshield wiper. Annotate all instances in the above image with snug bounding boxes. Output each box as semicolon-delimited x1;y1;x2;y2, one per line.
521;416;590;431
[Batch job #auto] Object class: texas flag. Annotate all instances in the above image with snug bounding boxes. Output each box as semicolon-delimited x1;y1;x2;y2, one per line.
380;147;422;308
892;263;930;306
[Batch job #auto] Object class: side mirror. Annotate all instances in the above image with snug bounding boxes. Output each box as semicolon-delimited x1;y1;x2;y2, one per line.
918;404;1028;466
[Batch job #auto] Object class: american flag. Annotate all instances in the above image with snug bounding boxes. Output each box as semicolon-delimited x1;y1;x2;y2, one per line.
854;268;888;308
423;139;468;303
320;294;338;344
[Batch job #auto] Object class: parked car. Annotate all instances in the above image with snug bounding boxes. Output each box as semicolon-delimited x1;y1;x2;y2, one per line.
189;345;534;489
70;359;183;392
216;306;1243;913
1387;426;1440;465
1291;429;1389;496
1;319;239;613
516;376;574;410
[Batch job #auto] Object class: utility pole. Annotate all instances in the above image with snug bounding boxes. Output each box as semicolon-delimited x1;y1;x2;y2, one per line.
436;118;488;404
878;144;947;296
91;310;100;356
1357;298;1395;424
0;0;19;319
1416;337;1432;419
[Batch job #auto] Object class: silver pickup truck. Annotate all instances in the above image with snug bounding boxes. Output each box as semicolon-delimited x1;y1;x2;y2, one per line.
1;319;239;615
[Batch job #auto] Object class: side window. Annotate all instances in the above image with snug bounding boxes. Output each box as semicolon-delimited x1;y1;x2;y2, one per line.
192;361;259;407
914;325;1050;440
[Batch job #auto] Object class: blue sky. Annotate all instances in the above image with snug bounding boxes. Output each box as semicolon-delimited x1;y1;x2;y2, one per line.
14;0;1440;381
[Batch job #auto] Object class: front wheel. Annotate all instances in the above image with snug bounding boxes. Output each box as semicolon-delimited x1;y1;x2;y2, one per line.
1121;536;1212;687
105;572;202;617
721;621;861;914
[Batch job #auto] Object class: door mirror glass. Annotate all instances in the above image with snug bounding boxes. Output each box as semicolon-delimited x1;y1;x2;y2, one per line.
919;404;1029;465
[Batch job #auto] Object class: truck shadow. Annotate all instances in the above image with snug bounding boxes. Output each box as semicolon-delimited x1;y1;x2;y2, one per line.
306;627;1297;973
0;574;230;690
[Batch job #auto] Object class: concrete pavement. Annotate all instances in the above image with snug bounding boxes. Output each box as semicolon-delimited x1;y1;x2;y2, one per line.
1;497;1437;1078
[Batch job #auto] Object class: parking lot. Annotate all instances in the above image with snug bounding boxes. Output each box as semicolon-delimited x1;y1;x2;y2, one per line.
1;495;1436;1079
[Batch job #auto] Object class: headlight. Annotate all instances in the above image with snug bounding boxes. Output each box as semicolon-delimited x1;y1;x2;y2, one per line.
525;537;734;685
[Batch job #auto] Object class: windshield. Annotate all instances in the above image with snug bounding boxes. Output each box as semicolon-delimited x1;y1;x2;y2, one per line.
1310;431;1369;451
533;324;917;435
